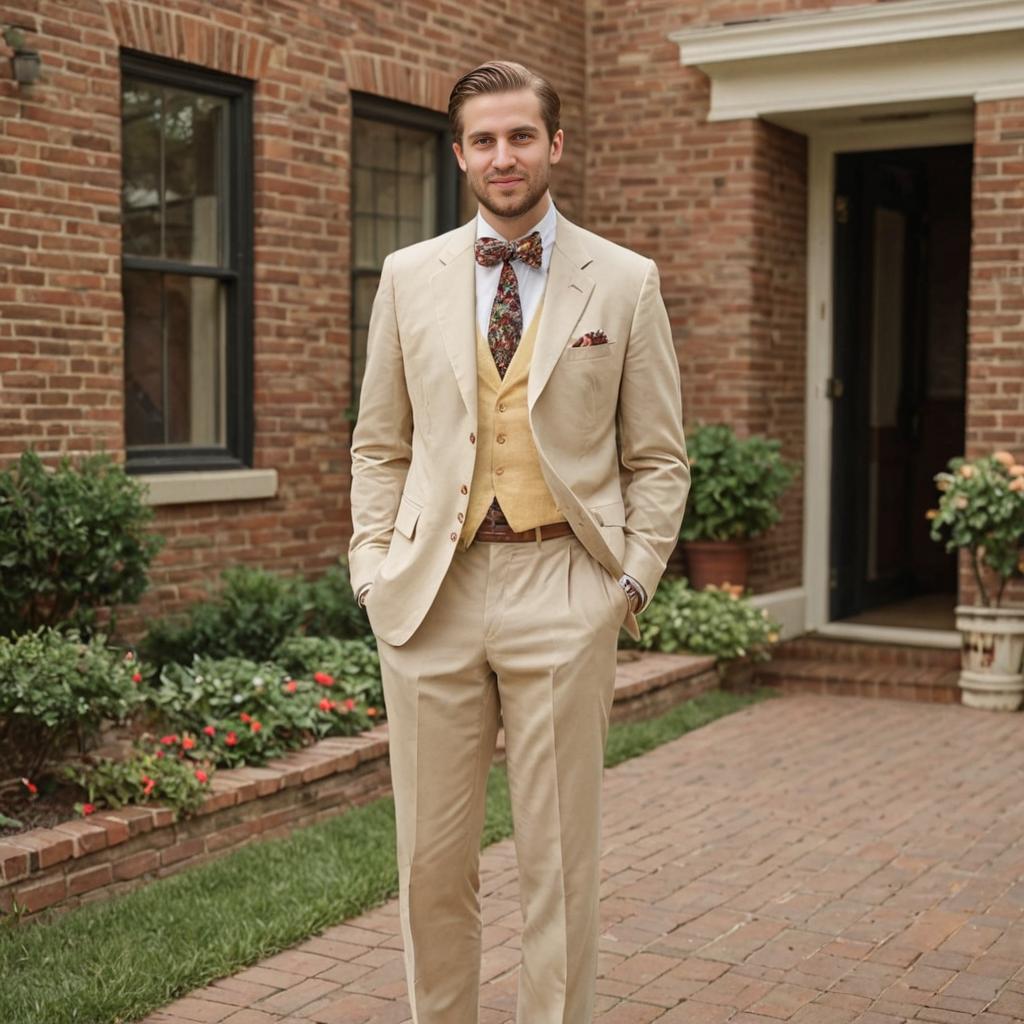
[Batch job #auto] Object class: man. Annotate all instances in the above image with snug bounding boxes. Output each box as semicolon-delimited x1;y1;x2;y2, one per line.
349;61;688;1024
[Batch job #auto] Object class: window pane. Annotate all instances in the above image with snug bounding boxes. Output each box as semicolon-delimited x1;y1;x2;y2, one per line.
164;89;228;264
121;78;228;265
124;270;225;448
122;78;163;257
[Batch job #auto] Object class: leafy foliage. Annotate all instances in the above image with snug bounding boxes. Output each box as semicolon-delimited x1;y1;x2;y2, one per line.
143;566;311;670
622;577;780;661
0;629;145;779
148;654;380;769
929;451;1024;607
680;424;796;542
273;635;382;709
305;561;371;640
142;563;376;676
67;740;213;816
0;450;163;636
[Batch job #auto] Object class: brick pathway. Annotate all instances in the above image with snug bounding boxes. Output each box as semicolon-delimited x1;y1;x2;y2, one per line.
145;694;1024;1024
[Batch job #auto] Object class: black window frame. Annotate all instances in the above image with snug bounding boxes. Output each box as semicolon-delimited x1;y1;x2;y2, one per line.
349;93;461;411
120;49;254;474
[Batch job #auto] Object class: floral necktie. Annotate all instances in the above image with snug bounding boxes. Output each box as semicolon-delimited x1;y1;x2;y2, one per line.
474;231;543;378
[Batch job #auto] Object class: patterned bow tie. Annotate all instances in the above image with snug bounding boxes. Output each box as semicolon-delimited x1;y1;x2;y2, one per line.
474;231;543;270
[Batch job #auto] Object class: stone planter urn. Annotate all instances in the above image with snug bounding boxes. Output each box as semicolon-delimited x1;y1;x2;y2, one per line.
955;605;1024;711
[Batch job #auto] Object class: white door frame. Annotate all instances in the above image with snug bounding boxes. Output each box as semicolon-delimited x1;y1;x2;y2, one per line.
802;112;973;648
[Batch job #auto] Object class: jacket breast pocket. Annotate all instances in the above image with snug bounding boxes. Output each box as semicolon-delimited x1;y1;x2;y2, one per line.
565;342;614;362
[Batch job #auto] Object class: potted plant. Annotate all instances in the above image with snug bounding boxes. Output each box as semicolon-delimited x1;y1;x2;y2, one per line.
679;424;796;588
928;450;1024;711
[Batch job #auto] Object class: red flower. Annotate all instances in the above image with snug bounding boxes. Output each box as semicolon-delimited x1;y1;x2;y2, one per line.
131;672;143;684
155;749;165;759
367;707;378;717
240;712;252;724
160;734;179;746
20;777;38;795
344;698;356;711
250;720;262;733
284;680;298;694
318;698;334;712
314;671;334;687
194;770;209;784
225;731;238;747
141;775;155;796
81;803;96;816
202;725;216;737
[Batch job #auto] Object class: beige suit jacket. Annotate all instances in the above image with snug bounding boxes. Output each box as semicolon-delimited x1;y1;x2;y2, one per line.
349;212;689;647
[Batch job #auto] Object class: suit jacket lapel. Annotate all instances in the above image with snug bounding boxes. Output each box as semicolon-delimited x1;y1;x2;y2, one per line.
528;214;595;408
431;220;478;418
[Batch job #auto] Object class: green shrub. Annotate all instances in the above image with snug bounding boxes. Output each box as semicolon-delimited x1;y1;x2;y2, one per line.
306;562;371;640
622;578;780;661
0;450;163;636
273;635;383;710
67;739;214;816
148;655;378;768
0;629;145;779
143;566;311;670
680;424;796;542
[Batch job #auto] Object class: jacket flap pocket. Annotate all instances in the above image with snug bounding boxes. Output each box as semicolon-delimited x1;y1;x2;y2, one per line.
394;495;422;539
591;500;626;527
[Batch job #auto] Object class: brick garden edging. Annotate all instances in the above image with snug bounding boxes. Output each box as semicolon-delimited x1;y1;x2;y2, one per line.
0;652;717;921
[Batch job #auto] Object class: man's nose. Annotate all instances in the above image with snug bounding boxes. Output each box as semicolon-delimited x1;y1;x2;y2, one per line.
491;140;516;170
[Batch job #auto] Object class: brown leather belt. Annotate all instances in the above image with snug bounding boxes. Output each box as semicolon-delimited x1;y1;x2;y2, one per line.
475;521;575;542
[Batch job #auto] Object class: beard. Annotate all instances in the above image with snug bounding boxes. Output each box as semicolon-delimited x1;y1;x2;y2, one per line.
468;167;550;224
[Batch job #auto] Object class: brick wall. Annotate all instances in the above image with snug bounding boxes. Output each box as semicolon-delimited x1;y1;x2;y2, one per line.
964;97;1024;607
585;0;808;594
0;0;585;631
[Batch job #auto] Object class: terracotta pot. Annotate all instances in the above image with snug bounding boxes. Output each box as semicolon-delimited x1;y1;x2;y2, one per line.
955;604;1024;711
682;539;750;590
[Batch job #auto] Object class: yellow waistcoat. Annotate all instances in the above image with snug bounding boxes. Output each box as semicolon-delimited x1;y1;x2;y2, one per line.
461;302;566;545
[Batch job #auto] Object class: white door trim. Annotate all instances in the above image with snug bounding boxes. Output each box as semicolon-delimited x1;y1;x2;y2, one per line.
803;114;973;638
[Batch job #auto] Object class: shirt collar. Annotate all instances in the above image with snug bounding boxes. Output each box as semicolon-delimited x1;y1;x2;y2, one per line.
476;200;557;261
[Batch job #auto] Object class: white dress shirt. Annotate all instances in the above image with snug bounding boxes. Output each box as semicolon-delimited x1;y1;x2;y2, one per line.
475;201;557;338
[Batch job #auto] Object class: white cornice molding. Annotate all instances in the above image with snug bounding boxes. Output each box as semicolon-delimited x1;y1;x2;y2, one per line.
670;0;1024;65
670;0;1024;123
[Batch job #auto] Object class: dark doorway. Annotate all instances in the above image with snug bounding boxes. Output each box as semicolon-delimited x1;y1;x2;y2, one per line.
830;144;971;629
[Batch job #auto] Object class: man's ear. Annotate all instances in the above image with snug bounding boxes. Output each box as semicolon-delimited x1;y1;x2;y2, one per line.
452;141;467;173
549;128;564;166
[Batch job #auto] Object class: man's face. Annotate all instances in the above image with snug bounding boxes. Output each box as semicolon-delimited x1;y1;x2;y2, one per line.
453;88;563;225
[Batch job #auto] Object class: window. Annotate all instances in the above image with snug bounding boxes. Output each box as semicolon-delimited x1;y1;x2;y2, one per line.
350;95;466;407
120;52;253;472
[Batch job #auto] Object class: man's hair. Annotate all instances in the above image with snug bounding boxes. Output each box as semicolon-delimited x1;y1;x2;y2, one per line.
448;61;560;144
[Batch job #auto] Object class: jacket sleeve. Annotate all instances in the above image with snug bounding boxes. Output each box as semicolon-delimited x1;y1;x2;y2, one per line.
348;255;413;595
618;259;689;608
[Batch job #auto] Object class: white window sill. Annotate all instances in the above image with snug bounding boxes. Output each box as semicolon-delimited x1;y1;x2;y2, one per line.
136;469;279;507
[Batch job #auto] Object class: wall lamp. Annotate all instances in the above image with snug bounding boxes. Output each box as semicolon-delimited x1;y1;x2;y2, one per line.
3;25;41;86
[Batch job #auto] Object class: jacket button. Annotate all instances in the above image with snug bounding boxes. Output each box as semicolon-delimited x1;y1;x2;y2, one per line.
460;485;468;494
469;433;476;444
457;513;464;523
498;403;506;413
450;531;458;542
495;467;505;476
496;434;506;444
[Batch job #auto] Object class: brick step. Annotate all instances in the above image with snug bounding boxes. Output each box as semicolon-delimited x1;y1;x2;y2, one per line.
754;656;961;704
775;635;961;670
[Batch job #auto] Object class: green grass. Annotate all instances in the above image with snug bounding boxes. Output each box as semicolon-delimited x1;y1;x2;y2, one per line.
0;686;772;1024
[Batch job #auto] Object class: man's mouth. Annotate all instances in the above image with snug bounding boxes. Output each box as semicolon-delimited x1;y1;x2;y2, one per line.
489;177;523;187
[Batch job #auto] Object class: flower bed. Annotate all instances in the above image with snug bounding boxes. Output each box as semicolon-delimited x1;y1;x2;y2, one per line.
0;651;716;921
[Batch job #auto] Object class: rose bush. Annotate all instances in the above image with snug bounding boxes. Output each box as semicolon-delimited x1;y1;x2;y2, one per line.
928;450;1024;607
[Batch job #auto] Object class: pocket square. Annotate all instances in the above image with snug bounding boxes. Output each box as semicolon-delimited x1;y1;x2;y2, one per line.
571;329;609;348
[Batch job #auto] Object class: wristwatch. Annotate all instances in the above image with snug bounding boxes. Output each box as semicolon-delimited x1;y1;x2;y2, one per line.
357;584;371;608
617;575;644;613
